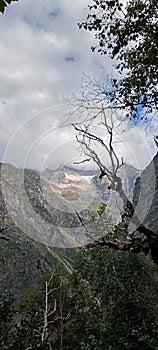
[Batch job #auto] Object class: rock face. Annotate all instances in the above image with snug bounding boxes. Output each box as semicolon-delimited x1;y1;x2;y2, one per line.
121;163;140;195
0;164;75;298
0;162;140;247
0;160;146;297
133;152;158;232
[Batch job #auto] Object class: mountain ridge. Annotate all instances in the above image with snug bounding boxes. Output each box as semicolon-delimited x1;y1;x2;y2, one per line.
0;157;155;298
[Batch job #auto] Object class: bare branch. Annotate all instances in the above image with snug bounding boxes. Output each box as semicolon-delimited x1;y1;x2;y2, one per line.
74;158;91;164
69;75;158;265
0;272;8;283
75;211;104;245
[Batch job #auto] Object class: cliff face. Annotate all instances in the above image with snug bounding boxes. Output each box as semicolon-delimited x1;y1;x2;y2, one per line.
0;164;76;298
133;152;158;232
0;164;104;298
0;162;140;249
0;159;151;297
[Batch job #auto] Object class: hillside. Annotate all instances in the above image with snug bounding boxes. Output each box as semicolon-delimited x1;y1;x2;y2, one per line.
0;161;140;297
0;164;77;298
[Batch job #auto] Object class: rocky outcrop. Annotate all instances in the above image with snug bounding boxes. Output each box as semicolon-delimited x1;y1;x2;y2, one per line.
133;152;158;232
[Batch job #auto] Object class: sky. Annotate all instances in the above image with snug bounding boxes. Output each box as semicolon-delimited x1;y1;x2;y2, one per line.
0;0;157;172
0;0;157;247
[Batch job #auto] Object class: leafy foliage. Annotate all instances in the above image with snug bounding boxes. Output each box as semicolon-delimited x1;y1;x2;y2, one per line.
16;270;101;350
0;0;18;14
79;0;158;114
76;247;158;349
0;250;158;349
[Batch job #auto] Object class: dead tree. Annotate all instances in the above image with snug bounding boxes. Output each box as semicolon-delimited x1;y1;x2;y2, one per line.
70;76;158;265
29;272;71;350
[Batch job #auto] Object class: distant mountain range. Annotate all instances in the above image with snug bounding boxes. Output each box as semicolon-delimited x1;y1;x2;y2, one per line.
0;155;157;298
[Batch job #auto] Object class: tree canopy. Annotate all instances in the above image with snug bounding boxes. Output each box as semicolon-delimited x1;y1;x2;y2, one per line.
1;250;158;350
79;0;158;115
0;0;18;13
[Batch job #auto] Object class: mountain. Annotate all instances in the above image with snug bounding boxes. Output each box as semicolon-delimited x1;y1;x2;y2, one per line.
43;165;98;177
133;151;158;232
0;163;101;297
0;161;140;297
0;164;77;298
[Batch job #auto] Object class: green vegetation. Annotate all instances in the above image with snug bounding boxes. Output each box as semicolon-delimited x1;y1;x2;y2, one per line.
61;189;79;201
0;230;61;298
0;0;18;13
0;1;158;349
0;248;158;349
79;0;157;115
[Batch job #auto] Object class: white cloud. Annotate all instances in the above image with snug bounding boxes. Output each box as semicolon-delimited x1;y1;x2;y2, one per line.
0;0;156;170
0;0;113;169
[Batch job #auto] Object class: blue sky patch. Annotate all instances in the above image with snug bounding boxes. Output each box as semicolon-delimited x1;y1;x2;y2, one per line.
124;105;149;126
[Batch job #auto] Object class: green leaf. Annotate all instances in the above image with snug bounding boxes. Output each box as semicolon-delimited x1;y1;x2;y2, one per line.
78;0;157;113
0;0;18;13
0;0;6;13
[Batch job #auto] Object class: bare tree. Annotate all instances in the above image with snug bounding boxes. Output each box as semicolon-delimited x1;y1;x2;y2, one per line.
26;272;71;350
70;75;158;265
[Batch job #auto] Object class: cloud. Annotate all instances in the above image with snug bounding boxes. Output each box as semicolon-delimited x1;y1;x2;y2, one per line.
0;0;155;170
0;0;114;169
65;56;75;62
